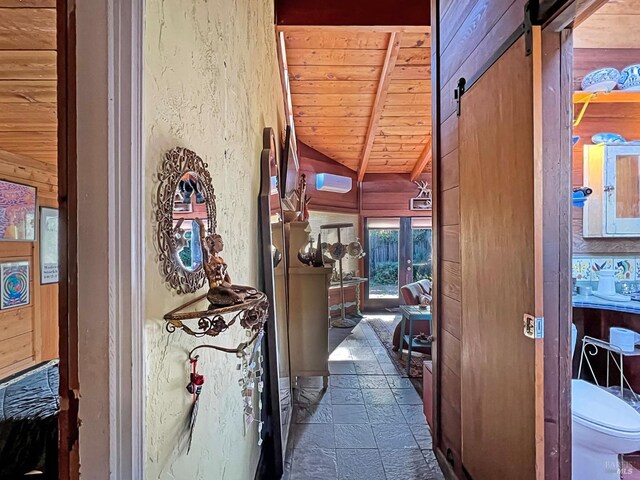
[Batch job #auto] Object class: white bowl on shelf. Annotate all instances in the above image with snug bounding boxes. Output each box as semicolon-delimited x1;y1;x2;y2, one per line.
581;67;620;92
591;132;626;145
618;64;640;91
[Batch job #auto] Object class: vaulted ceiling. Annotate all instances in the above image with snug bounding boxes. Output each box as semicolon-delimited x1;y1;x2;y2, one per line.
278;26;431;180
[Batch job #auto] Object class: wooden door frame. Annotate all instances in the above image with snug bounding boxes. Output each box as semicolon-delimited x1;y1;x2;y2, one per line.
58;0;145;478
57;1;78;476
430;1;576;479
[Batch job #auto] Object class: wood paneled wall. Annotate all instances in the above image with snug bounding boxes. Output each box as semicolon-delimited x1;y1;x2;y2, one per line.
0;0;58;379
573;48;640;255
298;141;359;213
573;0;640;49
360;172;432;218
435;0;529;476
299;142;434;219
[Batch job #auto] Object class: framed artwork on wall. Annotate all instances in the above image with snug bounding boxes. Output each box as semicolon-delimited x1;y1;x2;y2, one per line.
40;207;59;284
0;180;37;241
1;261;30;309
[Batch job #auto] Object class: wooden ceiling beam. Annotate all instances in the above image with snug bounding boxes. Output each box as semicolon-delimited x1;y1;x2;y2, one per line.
410;138;432;181
357;32;402;182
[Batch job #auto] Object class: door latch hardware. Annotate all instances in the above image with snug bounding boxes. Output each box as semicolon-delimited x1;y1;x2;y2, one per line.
523;314;544;339
454;78;466;116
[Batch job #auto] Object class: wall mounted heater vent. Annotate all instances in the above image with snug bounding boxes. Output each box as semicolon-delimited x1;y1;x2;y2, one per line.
316;173;352;194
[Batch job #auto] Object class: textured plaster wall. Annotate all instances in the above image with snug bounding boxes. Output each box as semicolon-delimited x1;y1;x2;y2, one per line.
143;1;283;478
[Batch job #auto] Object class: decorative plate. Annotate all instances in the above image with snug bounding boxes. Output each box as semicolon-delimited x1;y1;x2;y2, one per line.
581;67;620;92
618;64;640;91
592;133;626;145
347;240;363;258
327;242;347;260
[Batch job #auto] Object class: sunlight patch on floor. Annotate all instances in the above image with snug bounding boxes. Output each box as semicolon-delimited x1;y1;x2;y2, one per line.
329;346;352;361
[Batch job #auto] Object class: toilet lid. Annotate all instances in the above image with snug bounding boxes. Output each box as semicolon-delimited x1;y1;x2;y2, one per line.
572;380;640;433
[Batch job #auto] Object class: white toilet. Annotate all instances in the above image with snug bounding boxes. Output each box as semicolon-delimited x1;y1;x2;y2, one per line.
572;324;640;479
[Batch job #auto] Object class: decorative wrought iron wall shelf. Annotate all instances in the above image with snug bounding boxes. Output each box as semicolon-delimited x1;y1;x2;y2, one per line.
164;291;268;357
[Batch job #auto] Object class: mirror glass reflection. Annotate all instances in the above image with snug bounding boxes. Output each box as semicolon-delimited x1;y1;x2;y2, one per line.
269;154;292;449
172;171;209;272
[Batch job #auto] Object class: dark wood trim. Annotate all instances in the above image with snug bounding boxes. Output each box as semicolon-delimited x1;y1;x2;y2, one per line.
257;128;285;479
275;0;430;26
430;0;444;470
555;27;574;480
538;0;607;30
530;25;574;480
360;210;432;218
306;205;359;215
57;0;79;479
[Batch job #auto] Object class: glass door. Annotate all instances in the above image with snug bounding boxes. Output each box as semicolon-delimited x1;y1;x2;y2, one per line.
411;218;433;285
365;218;401;309
364;217;432;310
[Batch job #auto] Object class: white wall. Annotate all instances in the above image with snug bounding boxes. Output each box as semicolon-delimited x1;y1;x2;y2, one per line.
143;1;283;478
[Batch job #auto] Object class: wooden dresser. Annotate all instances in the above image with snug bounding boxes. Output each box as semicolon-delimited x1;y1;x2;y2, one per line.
286;221;332;386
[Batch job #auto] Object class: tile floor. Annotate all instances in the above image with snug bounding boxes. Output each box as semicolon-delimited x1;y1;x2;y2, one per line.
284;317;445;480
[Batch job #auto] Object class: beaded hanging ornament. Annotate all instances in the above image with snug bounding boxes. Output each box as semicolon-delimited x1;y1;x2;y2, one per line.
185;328;265;452
238;330;265;445
186;357;205;454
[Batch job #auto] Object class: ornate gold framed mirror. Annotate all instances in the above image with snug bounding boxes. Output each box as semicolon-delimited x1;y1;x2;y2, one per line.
155;147;217;294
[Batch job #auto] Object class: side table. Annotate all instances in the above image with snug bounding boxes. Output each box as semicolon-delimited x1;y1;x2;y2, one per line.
398;305;432;377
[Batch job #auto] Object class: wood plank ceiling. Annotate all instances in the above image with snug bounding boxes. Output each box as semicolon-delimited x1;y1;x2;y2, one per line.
574;0;640;48
0;0;57;173
278;26;431;180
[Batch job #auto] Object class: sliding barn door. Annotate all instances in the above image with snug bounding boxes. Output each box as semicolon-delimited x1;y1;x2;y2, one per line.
459;32;544;479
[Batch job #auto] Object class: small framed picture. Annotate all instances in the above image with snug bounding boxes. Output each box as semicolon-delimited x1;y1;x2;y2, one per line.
0;180;37;241
410;197;432;211
1;261;30;309
40;207;59;284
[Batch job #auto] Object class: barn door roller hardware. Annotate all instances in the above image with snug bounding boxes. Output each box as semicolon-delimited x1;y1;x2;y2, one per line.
524;2;534;56
453;2;537;116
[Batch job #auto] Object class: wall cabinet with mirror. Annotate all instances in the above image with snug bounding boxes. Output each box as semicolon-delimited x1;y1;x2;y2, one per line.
583;144;640;238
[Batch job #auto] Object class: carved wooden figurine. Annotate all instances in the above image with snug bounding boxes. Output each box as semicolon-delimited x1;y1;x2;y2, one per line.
195;218;257;307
